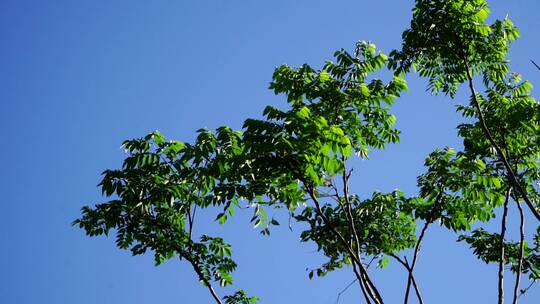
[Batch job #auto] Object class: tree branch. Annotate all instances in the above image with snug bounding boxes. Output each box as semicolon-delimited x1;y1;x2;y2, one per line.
530;59;540;72
403;184;445;304
335;278;359;304
184;255;223;304
512;198;525;304
187;204;197;251
340;162;384;304
305;184;382;304
183;193;222;304
404;217;430;304
461;55;540;222
389;254;424;304
498;189;511;304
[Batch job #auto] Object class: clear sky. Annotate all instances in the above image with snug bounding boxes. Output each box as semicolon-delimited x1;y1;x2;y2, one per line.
1;0;539;303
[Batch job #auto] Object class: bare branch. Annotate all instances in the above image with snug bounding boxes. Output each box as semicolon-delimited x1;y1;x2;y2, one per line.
519;281;536;298
512;199;525;304
335;279;359;304
389;254;424;304
404;220;430;304
531;59;540;72
498;189;511;304
403;183;445;304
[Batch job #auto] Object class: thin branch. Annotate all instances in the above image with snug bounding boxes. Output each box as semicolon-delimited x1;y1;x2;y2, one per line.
365;256;378;269
305;185;380;304
390;254;407;267
184;255;223;304
498;189;511;304
531;59;540;72
336;279;359;304
340;162;384;304
307;186;374;303
404;219;430;304
329;178;343;202
405;256;424;304
461;54;540;222
403;184;444;304
519;281;536;298
390;254;424;304
187;204;197;248
182;187;221;304
317;192;342;203
512;199;525;304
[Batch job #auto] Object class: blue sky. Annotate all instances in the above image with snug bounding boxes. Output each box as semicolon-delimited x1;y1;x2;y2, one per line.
1;0;539;303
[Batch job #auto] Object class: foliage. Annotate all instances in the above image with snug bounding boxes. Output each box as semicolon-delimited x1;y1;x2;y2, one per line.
391;0;540;302
75;0;540;303
459;228;540;281
223;291;260;304
75;41;408;303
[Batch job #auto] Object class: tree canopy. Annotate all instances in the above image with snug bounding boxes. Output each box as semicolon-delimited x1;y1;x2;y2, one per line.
75;1;540;303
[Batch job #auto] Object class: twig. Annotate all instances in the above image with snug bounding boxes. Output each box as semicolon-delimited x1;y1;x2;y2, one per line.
519;281;536;298
530;59;540;72
336;279;359;304
365;256;377;269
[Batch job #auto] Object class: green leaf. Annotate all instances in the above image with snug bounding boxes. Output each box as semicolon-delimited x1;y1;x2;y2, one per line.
377;256;390;269
318;71;331;83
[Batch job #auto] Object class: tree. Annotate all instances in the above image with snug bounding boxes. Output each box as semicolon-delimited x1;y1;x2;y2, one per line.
74;0;540;303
